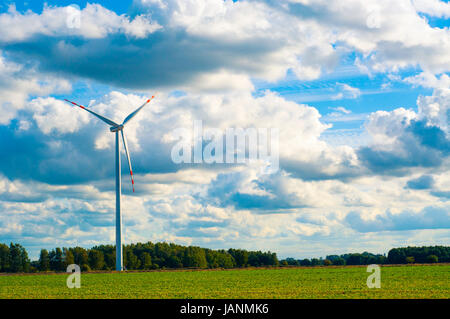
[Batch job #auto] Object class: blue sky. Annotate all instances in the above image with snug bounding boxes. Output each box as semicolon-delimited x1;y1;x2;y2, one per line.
0;0;449;259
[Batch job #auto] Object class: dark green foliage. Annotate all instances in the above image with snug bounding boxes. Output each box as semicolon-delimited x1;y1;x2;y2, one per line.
332;257;346;266
336;252;386;265
81;264;90;272
8;243;30;272
279;258;299;266
91;245;115;270
183;247;207;268
71;247;89;267
311;258;321;266
88;250;105;270
0;243;10;272
38;249;50;271
29;260;39;273
125;247;141;270
228;249;249;267
405;256;415;264
388;246;450;264
49;248;65;271
63;248;74;267
140;252;152;269
300;258;311;266
427;255;438;263
287;258;299;266
205;249;235;268
323;259;332;266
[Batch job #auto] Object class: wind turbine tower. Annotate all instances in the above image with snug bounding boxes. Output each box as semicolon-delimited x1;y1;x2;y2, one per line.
64;96;155;271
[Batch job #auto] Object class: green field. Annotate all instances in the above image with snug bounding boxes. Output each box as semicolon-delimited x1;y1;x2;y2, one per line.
0;264;448;299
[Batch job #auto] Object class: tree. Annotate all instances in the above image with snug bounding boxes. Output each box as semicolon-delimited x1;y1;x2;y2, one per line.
426;255;438;263
125;249;141;270
29;260;39;273
377;255;387;264
140;252;152;269
72;247;89;267
92;245;115;269
216;251;235;268
228;249;248;267
332;257;346;266
49;248;64;271
64;248;74;267
166;255;182;268
183;247;207;268
9;243;30;272
300;259;311;266
81;264;91;272
311;258;321;266
323;259;332;266
0;243;10;272
39;249;50;271
388;248;407;264
388;246;449;264
405;256;415;264
346;254;363;265
88;250;105;270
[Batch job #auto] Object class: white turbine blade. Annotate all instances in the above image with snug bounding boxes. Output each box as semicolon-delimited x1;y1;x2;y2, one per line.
122;96;155;126
64;99;119;127
121;130;135;192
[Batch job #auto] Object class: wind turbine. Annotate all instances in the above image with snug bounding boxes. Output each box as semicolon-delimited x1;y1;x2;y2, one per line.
64;96;155;271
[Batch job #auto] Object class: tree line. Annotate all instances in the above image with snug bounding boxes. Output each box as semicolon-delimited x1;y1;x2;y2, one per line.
0;243;448;273
0;242;278;272
279;246;450;266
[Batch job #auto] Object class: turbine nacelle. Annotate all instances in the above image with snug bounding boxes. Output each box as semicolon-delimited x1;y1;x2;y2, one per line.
110;125;124;132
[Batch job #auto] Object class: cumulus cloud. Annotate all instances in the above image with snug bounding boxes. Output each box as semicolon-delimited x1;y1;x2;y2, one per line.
1;0;449;92
332;83;361;100
281;0;450;74
0;3;160;42
413;0;450;18
358;88;450;174
403;72;450;89
346;206;450;232
0;0;340;91
0;54;71;125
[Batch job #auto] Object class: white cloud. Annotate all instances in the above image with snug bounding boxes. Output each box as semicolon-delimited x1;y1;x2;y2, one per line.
365;108;417;145
403;72;450;89
28;97;90;135
284;0;450;74
0;3;160;42
0;54;71;125
333;83;361;100
417;88;450;134
413;0;450;18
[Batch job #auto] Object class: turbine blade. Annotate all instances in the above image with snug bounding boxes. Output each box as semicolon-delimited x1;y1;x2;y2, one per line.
122;96;155;126
64;99;119;127
121;130;135;192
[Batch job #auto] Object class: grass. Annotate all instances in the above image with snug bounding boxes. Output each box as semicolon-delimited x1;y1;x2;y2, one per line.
0;264;448;299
